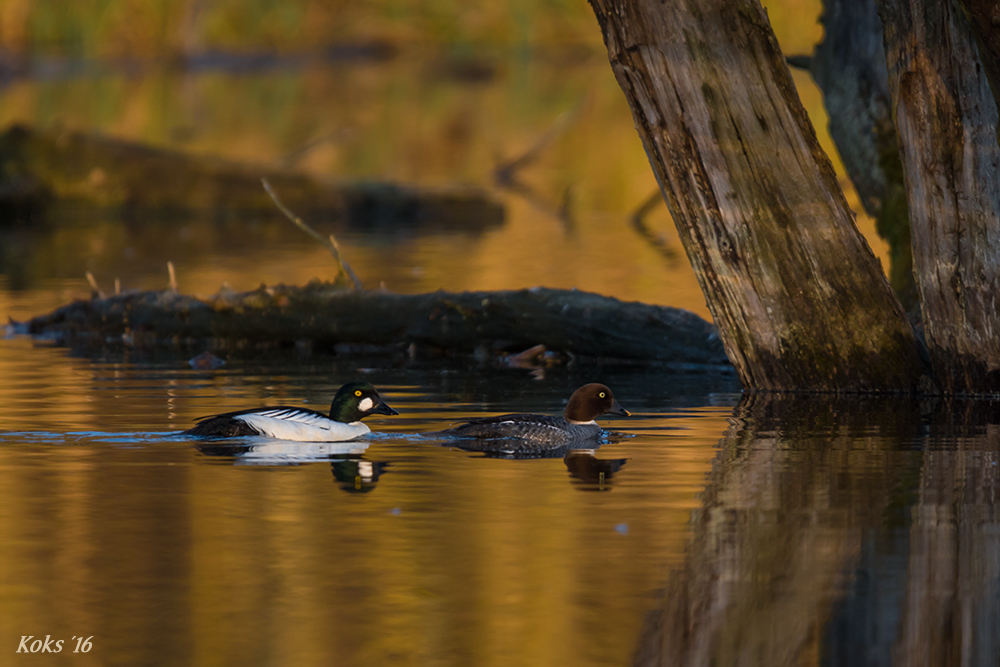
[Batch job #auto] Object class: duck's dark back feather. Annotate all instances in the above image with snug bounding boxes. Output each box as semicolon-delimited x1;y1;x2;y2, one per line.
186;416;264;437
437;413;601;445
185;405;330;437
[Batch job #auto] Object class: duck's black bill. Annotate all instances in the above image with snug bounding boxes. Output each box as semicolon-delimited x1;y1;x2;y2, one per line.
609;401;631;417
373;401;399;416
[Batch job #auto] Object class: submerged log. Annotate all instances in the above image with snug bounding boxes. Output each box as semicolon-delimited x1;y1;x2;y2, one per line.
878;0;1000;394
22;283;731;368
588;0;927;392
0;124;504;231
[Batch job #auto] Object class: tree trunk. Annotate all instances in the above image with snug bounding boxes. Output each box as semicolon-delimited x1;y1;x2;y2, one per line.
809;0;918;313
588;0;927;393
956;0;1000;132
878;0;1000;394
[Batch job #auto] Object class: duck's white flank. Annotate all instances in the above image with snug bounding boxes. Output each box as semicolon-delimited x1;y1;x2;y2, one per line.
234;408;371;442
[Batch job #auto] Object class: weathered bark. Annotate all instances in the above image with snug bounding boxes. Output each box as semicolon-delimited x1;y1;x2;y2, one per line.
20;284;731;367
878;0;1000;394
0;124;504;230
589;0;927;392
809;0;918;312
956;0;1000;130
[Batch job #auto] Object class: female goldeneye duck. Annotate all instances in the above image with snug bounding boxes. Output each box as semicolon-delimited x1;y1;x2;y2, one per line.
185;381;398;442
437;383;630;446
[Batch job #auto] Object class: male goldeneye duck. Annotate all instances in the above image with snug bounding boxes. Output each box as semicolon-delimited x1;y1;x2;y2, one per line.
185;381;398;442
436;383;630;446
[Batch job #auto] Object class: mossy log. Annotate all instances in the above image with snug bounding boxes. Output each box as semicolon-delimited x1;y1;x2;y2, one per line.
589;0;927;392
878;0;1000;394
0;124;504;230
22;283;731;368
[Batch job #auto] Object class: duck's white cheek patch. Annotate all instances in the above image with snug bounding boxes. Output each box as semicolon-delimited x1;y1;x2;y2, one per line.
358;397;374;412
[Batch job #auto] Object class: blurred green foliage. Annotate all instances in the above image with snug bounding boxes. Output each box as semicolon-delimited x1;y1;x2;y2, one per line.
0;0;606;59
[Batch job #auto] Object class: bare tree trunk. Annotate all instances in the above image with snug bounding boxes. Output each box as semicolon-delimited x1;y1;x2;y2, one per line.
956;0;1000;130
809;0;918;313
878;0;1000;394
589;0;926;392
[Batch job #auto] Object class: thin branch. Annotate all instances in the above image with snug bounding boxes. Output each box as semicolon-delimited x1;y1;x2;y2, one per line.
630;190;677;260
493;101;585;233
167;261;178;292
261;177;362;290
85;271;105;299
494;104;583;185
277;128;354;168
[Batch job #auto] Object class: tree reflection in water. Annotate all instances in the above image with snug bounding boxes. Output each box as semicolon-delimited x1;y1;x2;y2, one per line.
633;394;1000;667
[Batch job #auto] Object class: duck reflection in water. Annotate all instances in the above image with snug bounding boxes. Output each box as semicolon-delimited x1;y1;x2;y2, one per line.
332;459;388;493
195;440;390;493
433;383;631;486
563;449;629;491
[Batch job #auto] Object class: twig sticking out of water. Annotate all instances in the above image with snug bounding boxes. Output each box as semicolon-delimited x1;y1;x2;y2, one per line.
261;177;362;290
630;190;677;260
115;278;121;296
167;261;178;292
85;271;105;299
494;105;581;185
277;129;355;168
494;103;584;233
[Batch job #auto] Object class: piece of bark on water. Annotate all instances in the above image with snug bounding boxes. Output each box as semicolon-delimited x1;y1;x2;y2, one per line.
0;123;503;230
25;284;731;367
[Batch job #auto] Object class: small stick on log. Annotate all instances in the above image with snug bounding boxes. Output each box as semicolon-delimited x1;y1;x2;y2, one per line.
85;272;105;299
277;128;354;168
261;177;362;290
167;261;178;292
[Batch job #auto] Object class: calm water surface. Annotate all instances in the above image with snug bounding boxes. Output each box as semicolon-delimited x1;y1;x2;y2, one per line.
0;341;998;666
0;16;995;665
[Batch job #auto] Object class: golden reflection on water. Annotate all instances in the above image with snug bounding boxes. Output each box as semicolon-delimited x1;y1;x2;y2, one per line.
0;352;735;666
0;15;889;325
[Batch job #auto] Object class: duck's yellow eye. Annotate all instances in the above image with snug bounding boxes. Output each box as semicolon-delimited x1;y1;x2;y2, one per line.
355;390;363;397
599;392;606;398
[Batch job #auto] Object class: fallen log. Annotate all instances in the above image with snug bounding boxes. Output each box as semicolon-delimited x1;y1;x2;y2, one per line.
0;124;504;232
20;283;732;369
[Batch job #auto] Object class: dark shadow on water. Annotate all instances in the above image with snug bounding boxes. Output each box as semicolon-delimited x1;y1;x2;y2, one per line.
632;393;1000;667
